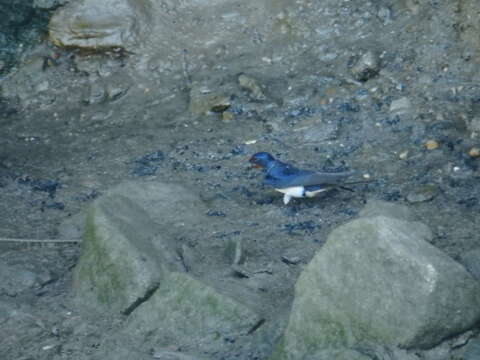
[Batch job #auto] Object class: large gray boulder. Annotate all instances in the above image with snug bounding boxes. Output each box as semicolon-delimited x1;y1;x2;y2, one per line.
49;0;152;51
274;206;480;359
73;181;207;314
73;180;262;357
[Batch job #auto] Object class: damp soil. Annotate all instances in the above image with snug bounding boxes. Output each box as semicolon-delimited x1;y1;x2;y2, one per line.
1;1;480;359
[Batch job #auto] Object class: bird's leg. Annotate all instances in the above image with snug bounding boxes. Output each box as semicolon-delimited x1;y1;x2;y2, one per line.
283;194;292;205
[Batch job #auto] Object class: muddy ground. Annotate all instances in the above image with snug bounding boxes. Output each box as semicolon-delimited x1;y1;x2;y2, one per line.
1;0;479;359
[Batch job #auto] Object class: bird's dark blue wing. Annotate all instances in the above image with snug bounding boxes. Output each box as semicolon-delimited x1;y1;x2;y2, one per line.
277;171;355;188
262;159;356;189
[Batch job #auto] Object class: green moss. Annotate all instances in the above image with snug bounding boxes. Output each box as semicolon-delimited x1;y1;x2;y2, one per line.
268;336;287;360
74;208;128;305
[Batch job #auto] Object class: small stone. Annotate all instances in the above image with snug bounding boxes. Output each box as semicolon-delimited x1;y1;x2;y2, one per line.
425;140;439;150
282;256;301;265
189;83;231;115
222;111;234;122
351;51;380;82
0;60;5;71
363;173;371;180
399;150;409;160
468;147;480;158
406;184;439;203
390;97;411;114
48;0;151;51
238;74;266;101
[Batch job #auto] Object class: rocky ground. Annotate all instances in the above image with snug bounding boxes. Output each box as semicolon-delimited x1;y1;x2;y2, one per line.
1;0;480;359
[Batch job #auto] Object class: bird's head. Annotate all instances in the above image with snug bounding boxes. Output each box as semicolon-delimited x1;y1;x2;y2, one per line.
249;152;275;169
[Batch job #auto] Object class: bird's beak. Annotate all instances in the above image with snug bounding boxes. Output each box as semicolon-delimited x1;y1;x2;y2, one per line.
248;156;263;169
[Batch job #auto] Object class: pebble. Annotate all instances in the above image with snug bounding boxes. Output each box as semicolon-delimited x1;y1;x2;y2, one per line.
238;74;266;101
399;150;409;160
222;111;234;122
189;82;231;114
281;256;301;265
425;140;439;150
468;147;480;158
406;184;438;203
351;51;380;82
0;60;5;72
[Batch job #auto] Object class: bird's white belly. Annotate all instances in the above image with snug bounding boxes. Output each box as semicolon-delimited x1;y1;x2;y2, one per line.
276;186;305;198
275;186;330;204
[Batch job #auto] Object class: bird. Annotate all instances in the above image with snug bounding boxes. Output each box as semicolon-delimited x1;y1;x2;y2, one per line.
249;151;368;205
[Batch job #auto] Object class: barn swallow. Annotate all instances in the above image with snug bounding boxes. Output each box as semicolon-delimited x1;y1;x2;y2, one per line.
249;152;368;205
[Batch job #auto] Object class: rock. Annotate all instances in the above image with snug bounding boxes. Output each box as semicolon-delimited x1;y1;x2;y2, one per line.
73;181;209;314
460;248;480;281
125;271;261;354
358;199;414;221
73;180;261;356
406;184;439;203
48;0;152;51
275;214;480;359
468;147;480;158
389;97;411;115
281;255;301;265
238;74;266;101
399;150;409;160
189;82;231;115
351;51;380;82
222;111;234;122
424;140;439;150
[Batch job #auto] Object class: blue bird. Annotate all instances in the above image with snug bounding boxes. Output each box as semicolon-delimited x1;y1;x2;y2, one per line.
249;152;367;205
